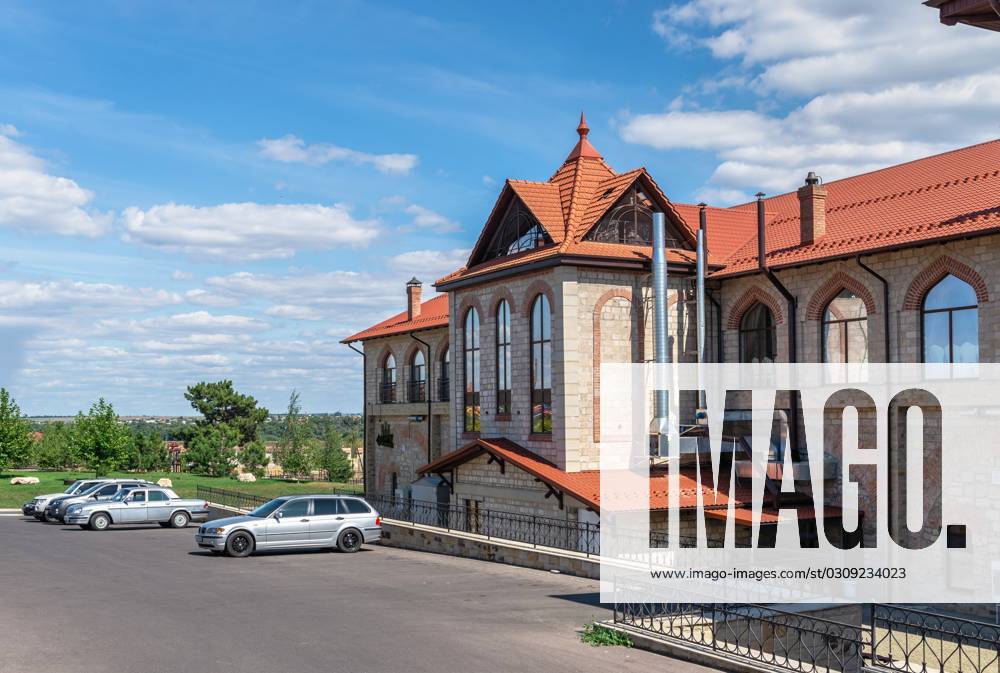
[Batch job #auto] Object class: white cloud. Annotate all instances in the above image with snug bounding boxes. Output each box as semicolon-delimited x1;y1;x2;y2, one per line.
627;2;1000;201
388;248;469;278
264;304;324;321
96;310;271;336
258;134;418;175
402;203;461;233
0;279;181;316
120;201;379;260
171;269;193;281
0;128;111;237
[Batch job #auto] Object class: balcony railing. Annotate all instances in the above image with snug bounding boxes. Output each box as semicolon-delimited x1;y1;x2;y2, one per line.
437;376;449;402
379;382;396;404
408;379;426;403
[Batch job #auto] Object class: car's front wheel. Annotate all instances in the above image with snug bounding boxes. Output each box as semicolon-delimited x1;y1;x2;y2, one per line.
168;511;190;528
337;528;363;553
225;531;255;558
89;513;111;531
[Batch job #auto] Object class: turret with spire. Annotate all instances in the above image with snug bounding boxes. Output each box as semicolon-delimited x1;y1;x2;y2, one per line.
564;111;602;162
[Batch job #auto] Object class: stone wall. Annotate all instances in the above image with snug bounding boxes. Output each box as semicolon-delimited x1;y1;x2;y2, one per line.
362;326;451;497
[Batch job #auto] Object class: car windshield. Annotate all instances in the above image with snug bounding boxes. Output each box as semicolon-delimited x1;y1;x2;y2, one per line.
78;483;108;496
110;488;135;502
248;498;289;518
64;480;83;494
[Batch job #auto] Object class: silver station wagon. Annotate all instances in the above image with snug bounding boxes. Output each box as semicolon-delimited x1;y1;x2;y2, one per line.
65;487;211;530
195;495;381;557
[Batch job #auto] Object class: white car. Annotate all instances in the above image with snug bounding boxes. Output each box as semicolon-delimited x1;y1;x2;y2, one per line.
28;480;107;520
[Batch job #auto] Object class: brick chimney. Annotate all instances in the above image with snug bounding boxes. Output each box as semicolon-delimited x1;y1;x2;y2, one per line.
797;172;827;245
406;277;422;320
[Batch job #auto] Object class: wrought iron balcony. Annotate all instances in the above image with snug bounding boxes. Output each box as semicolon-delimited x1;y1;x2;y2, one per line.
437;376;450;402
408;380;426;403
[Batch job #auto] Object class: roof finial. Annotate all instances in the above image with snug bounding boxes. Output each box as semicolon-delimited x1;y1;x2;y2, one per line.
577;111;589;139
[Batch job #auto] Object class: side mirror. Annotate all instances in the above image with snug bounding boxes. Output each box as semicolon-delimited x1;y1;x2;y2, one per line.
274;511;283;521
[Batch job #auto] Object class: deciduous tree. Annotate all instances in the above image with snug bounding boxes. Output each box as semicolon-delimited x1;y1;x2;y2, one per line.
0;388;33;473
72;399;131;476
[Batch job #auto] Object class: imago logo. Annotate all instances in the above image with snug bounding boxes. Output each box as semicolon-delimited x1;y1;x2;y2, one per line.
598;363;999;603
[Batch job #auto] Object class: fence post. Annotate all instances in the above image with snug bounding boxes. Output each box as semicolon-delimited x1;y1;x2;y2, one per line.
711;604;717;651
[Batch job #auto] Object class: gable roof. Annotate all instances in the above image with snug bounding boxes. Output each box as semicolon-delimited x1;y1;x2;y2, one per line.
340;294;449;343
439;114;697;289
716;139;1000;277
417;437;740;512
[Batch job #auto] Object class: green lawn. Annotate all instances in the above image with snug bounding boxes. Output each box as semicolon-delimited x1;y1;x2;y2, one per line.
0;470;361;509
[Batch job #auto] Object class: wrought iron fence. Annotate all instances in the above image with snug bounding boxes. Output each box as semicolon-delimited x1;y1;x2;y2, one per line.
615;602;865;673
408;380;426;403
197;485;270;511
365;494;601;556
379;381;396;403
870;604;1000;673
437;376;449;401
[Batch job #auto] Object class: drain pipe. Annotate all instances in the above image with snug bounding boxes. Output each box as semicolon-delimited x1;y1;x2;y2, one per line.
347;341;367;496
652;212;670;450
856;255;891;362
410;333;434;464
696;204;708;413
756;193;800;460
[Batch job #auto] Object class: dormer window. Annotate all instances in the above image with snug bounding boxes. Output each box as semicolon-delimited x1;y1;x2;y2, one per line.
483;198;551;262
584;184;654;245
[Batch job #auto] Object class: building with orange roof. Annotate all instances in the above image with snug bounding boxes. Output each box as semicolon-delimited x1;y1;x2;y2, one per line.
345;113;999;545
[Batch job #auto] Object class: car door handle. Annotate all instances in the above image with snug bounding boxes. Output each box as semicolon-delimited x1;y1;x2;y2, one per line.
300;519;310;522
335;517;344;520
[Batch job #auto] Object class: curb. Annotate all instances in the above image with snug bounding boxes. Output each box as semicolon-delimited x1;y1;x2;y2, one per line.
0;508;24;514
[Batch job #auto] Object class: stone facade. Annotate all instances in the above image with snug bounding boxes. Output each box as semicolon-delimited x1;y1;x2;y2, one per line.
362;325;452;498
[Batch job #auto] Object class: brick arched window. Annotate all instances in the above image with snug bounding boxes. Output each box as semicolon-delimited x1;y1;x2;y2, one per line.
495;299;512;415
739;303;776;363
922;274;979;364
463;308;481;432
822;290;869;363
530;294;552;434
408;349;426;402
380;352;396;403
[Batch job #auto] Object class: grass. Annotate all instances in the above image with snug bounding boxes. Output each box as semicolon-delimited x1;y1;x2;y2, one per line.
0;470;361;509
579;623;633;648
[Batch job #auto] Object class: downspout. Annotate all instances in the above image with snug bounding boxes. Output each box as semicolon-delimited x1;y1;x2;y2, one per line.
696;204;708;410
756;193;800;461
856;255;891;363
347;341;367;496
410;333;434;464
652;212;670;450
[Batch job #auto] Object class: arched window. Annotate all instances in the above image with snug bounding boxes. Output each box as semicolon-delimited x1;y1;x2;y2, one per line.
922;274;979;363
463;309;480;432
496;300;511;415
409;349;426;403
739;303;776;363
438;346;450;402
583;184;654;245
483;199;551;261
380;353;396;403
530;295;552;434
822;290;869;363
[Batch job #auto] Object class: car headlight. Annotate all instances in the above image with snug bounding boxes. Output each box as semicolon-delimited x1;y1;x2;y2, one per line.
208;527;226;534
67;505;82;514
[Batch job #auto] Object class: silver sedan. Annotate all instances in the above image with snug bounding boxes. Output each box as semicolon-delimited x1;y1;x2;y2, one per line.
195;495;381;557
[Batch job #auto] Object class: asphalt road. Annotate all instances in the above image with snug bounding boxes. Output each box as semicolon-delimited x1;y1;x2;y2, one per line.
0;513;714;673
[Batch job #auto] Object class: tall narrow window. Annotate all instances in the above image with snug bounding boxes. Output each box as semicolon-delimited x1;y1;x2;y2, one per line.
409;350;426;402
822;290;869;363
463;309;481;432
922;274;979;363
739;303;776;363
496;299;511;415
438;346;450;402
380;353;396;403
530;294;552;434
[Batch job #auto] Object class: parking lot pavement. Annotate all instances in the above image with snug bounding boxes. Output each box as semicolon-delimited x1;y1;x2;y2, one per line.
0;515;717;673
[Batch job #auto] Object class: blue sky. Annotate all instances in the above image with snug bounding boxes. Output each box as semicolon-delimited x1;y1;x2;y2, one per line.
1;1;997;416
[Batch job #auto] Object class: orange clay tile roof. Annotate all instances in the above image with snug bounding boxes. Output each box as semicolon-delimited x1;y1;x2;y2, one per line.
417;437;740;512
438;113;698;288
341;293;449;343
716;139;1000;277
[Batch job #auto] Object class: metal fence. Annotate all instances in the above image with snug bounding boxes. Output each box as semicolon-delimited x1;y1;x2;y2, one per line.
198;485;271;511
615;602;866;673
364;494;602;555
870;604;1000;673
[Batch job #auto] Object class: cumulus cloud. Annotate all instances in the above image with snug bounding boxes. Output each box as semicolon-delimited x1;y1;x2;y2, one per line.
0;126;112;236
258;134;419;175
96;310;271;336
264;304;325;321
626;1;1000;203
402;203;461;233
388;248;469;278
120;201;379;260
0;279;181;316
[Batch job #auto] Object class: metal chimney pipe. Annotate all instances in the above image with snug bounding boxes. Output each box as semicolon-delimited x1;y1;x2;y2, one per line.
652;212;669;425
756;192;767;271
696;205;707;364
